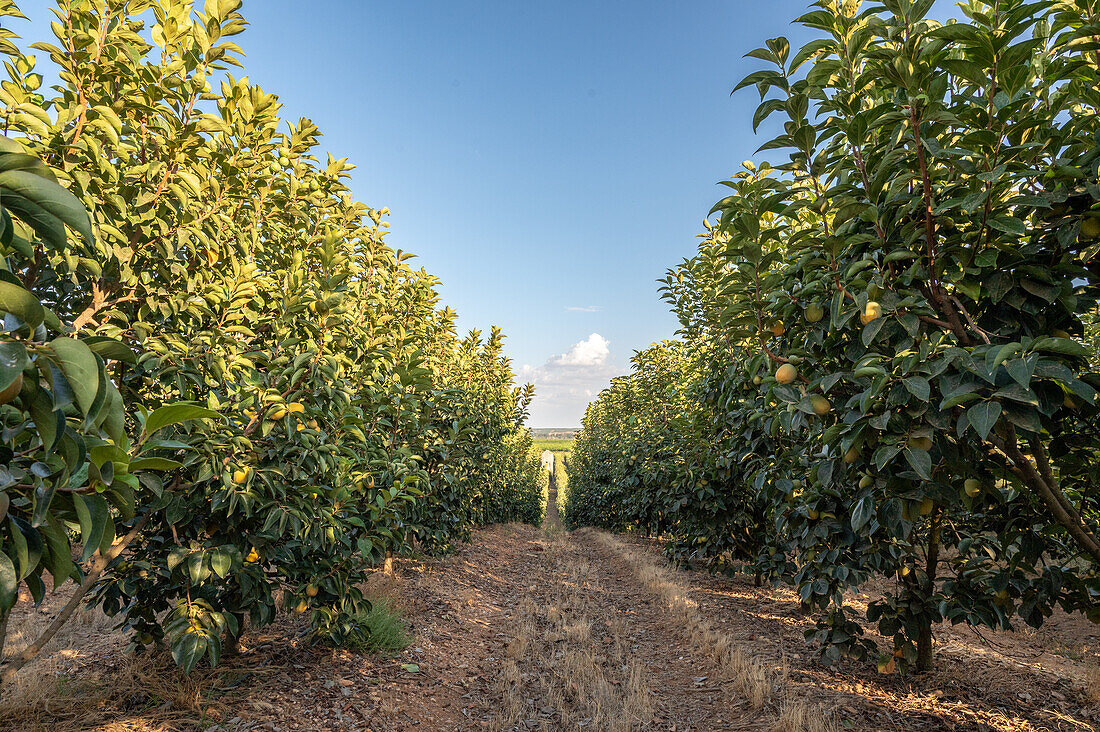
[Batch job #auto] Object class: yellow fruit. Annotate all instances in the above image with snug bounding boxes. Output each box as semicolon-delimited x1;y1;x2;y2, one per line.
859;475;873;489
270;408;287;420
964;478;981;497
296;424;305;431
860;301;882;325
245;547;260;563
908;435;933;451
776;364;798;384
805;303;824;323
306;584;319;597
843;447;860;463
770;321;786;337
287;402;306;414
0;373;23;406
232;468;249;485
308;419;319;429
295;600;309;613
919;497;934;515
810;395;831;416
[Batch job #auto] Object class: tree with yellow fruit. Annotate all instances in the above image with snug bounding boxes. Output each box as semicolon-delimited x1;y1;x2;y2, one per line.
570;0;1100;677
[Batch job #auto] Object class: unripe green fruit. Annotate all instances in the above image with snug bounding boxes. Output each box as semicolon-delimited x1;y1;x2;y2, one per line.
1081;216;1100;240
776;364;797;384
908;435;933;451
964;478;981;497
805;303;824;323
752;376;762;386
843;447;860;463
0;373;23;405
810;395;831;416
859;475;873;489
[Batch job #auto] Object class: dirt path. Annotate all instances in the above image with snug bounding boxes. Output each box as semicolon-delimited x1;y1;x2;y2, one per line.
196;517;774;731
4;502;1097;731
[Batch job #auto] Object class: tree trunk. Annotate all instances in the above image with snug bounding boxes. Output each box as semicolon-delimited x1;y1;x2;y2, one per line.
0;512;149;690
917;508;942;673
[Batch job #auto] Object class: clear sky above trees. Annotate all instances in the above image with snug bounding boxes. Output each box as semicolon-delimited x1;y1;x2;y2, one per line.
18;0;823;425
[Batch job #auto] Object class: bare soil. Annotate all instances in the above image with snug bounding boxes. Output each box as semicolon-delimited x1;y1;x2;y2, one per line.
2;492;1097;731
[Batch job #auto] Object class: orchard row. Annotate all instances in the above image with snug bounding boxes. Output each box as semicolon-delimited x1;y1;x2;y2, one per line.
565;0;1100;674
0;0;545;681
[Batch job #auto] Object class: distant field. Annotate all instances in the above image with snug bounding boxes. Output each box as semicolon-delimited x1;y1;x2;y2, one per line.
533;438;574;452
529;428;579;440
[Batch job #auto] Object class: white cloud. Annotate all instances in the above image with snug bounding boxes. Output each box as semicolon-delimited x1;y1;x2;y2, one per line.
552;333;609;367
566;305;601;312
518;333;618;427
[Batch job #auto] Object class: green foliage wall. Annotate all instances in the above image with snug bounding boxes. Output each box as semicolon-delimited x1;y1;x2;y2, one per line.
0;0;544;675
567;0;1100;674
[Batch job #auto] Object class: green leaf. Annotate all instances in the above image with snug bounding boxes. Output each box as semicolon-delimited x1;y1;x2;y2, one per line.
0;280;44;329
903;448;933;480
171;631;207;675
967;402;1002;441
0;339;27;391
209;548;231;578
72;493;110;562
41;514;74;588
129;457;185;472
84;336;138;364
851;496;874;532
1005;357;1034;387
1031;337;1090;358
49;337;100;417
143;404;221;439
940;390;979;410
0;169;93;243
903;377;930;402
990;342;1021;369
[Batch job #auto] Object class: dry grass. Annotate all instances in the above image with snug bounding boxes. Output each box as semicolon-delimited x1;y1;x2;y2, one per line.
592;530;839;732
493;534;654;731
0;650;238;732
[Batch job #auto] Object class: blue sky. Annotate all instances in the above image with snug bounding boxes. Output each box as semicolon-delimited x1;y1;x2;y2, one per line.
19;0;827;426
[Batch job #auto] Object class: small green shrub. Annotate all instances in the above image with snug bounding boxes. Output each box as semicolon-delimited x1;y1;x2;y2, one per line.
342;599;411;655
